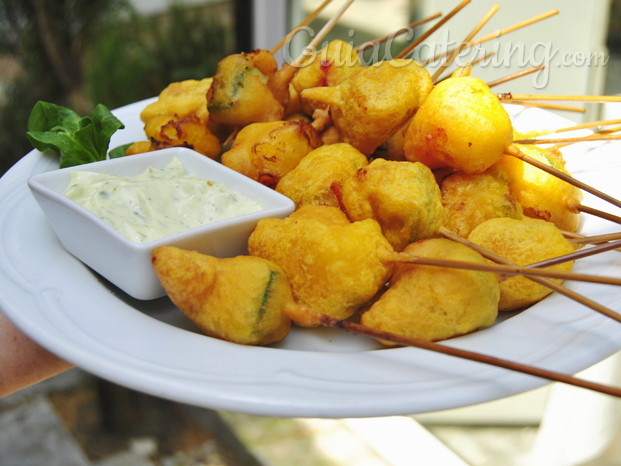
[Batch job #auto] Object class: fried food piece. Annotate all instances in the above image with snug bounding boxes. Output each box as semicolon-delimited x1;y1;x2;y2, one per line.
338;159;444;251
248;205;394;323
404;76;513;174
441;165;523;238
301;59;433;155
292;39;362;116
131;78;222;158
361;238;499;342
275;143;368;209
140;78;214;125
125;141;155;156
467;217;575;311
144;114;222;158
152;247;291;346
207;49;285;126
221;120;322;188
497;144;583;232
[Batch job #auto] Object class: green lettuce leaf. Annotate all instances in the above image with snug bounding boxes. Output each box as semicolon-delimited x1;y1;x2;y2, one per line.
26;101;125;168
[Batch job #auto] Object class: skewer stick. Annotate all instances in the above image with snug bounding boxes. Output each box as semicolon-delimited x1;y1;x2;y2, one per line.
562;230;583;240
381;250;621;287
471;51;495;65
573;204;621;226
424;9;559;65
473;9;559;45
289;0;358;68
439;227;621;324
503;101;586;113
553;125;621;149
434;52;496;84
396;0;472;59
568;232;621;245
271;0;335;54
271;0;357;96
431;3;500;82
306;308;621;398
222;126;241;147
356;13;442;52
487;65;545;88
514;134;621;145
506;145;621;210
527;240;621;269
499;93;621;103
553;118;621;134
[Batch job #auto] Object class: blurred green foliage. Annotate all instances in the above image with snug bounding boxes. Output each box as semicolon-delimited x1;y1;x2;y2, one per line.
0;0;233;175
85;4;232;109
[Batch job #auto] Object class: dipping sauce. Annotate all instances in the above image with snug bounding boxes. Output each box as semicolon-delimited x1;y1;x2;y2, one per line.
64;157;264;243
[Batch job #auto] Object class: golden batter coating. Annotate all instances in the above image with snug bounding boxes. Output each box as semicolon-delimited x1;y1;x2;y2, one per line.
221;120;321;188
361;238;499;342
248;205;394;323
207;49;285;126
498;144;583;233
129;78;222;158
441;166;523;238
404;76;513;174
292;39;362;116
143;113;221;158
140;78;213;124
467;217;575;311
275;143;368;209
339;158;445;251
152;247;291;346
301;59;433;155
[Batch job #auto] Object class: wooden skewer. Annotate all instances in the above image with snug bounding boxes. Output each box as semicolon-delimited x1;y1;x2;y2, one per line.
553;125;621;149
271;0;335;54
270;0;356;97
562;230;583;240
356;13;442;52
434;52;497;85
506;145;621;210
396;0;472;59
526;240;621;269
439;227;621;324
473;9;559;45
480;9;558;42
503;101;586;113
568;232;621;245
471;51;495;66
307;308;621;398
553;118;621;134
499;93;621;103
573;204;621;226
289;0;358;68
222;126;241;147
381;250;621;287
600;125;621;134
514;134;621;145
431;3;500;82
487;65;545;88
424;9;559;65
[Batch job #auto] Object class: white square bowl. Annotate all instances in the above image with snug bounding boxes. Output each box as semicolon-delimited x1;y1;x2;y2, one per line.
28;147;295;300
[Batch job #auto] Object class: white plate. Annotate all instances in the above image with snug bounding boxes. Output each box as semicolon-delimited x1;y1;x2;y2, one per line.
2;99;621;418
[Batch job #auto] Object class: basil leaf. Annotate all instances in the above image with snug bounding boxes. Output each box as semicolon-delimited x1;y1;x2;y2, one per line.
109;143;133;159
90;104;126;157
27;101;81;133
26;101;125;168
26;102;81;155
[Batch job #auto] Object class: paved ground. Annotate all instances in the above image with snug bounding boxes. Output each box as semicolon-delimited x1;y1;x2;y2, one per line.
0;367;544;466
3;363;621;465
